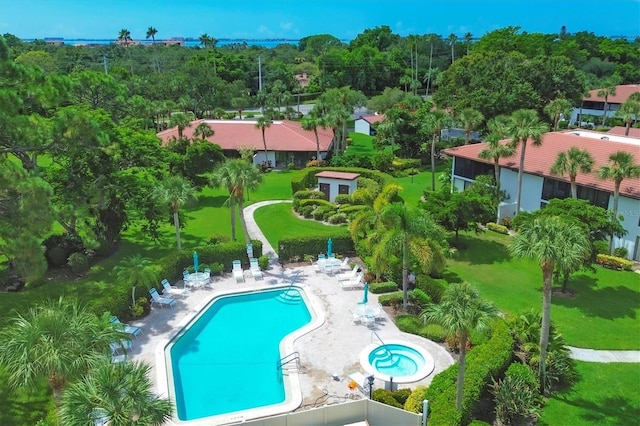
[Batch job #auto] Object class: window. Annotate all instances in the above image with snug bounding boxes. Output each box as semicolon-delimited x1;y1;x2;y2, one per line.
541;178;571;201
576;186;610;209
338;184;350;195
453;158;494;180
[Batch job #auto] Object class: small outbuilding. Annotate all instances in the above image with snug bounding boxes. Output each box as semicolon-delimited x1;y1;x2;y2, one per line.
315;171;360;202
354;115;384;136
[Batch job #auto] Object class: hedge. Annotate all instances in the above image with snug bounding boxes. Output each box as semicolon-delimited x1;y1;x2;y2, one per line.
370;281;398;293
394;314;447;342
596;254;633;271
420;319;514;425
278;233;354;262
290;167;394;194
486;222;509;235
298;198;336;209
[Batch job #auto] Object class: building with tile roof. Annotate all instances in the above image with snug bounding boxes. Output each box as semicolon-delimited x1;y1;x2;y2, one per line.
444;130;640;260
354;114;384;135
570;84;640;126
607;126;640;138
157;119;334;168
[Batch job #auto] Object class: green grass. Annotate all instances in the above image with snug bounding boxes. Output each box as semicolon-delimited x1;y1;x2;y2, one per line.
253;202;346;251
539;361;640;425
446;231;640;350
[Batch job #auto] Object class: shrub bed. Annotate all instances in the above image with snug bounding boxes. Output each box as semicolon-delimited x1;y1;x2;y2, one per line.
486;222;509;235
596;254;633;271
290;167;393;194
278;233;353;262
369;281;398;293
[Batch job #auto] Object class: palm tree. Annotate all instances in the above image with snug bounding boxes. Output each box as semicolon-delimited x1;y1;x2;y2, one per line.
421;109;450;191
211;160;240;242
231;97;249;120
550;147;594;199
145;26;157;44
597;80;618;126
510;216;590;392
199;33;218;76
193;121;214;140
169;112;191;138
421;282;498;410
349;183;403;245
0;298;126;406
378;203;447;312
255;116;272;166
152;176;197;250
487;115;512;139
114;254;157;306
478;133;515;184
458;108;484;145
617;99;640;136
118;29;131;46
301;113;327;164
60;359;173;426
464;32;473;55
508;109;548;214
230;160;263;244
598;151;640;217
544;98;573;131
447;33;457;64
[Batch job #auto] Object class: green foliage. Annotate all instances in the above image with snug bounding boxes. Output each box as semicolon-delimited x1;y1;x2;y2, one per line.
327;212;348;224
612;247;629;259
498;217;513;229
292;189;325;200
486;222;509;234
593;240;609;255
298;198;335;209
421;189;495;240
333;194;352;205
312;205;337;221
337;204;367;218
129;296;149;318
67;252;89;274
208;234;230;245
371;389;403;408
278;233;353;263
298;205;314;218
424;319;514;425
47;246;68;268
378;291;404;307
492;362;541;425
415;274;447;303
596;254;633;271
369;281;398;293
372;151;394;172
411;288;432;309
394;314;446;341
404;386;428;413
257;255;270;270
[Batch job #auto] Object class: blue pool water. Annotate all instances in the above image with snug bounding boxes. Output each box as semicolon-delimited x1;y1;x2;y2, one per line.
368;344;426;377
168;288;311;421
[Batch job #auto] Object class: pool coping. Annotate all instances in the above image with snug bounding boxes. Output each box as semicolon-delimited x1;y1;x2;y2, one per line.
358;339;436;384
155;284;325;426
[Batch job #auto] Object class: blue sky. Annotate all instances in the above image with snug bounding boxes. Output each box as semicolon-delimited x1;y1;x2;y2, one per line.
1;0;638;40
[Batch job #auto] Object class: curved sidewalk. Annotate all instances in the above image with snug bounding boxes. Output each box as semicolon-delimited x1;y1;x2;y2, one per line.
243;200;640;364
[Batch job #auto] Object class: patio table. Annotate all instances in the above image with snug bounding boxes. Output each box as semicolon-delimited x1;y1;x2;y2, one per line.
184;272;209;290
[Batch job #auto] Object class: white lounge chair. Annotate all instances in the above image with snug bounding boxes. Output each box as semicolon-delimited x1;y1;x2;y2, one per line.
162;279;188;298
340;273;364;290
149;288;177;309
249;258;262;280
110;316;142;338
336;265;359;281
339;257;350;271
232;260;245;283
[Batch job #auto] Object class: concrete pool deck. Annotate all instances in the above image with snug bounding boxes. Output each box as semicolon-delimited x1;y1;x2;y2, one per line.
125;265;454;424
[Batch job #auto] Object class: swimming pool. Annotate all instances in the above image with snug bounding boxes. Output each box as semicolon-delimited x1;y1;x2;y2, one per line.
165;287;317;422
359;340;435;386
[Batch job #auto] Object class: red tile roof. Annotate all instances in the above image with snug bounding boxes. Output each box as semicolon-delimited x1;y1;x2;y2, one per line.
357;115;385;124
607;126;640;138
315;171;360;180
585;84;640;104
157;119;334;152
444;131;640;199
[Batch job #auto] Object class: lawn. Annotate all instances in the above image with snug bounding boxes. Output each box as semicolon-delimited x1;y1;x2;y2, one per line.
445;231;640;350
539;361;640;425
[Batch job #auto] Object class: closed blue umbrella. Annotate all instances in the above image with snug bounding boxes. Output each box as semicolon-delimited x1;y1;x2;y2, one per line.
327;238;333;257
359;283;369;305
193;251;199;272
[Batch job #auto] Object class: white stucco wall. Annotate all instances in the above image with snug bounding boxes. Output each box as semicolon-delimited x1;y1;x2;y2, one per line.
253;151;276;167
610;196;640;260
354;119;371;135
317;177;358;202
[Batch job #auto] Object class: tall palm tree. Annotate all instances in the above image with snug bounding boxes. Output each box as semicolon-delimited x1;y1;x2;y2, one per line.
508;109;548;214
510;216;590;392
198;33;218;76
0;298;126;406
458;108;484;145
376;111;404;158
464;32;473;55
447;33;457;64
487;114;512;139
114;254;157;306
378;203;447;312
550;147;594;199
617;99;640;136
421;282;498;410
255;116;272;166
152;175;197;250
301;113;327;164
543;98;573;131
597;80;618;126
478;133;515;184
169;113;191;139
349;183;403;245
118;29;131;46
421;109;450;191
211;160;240;242
230;160;264;244
145;26;157;44
60;359;173;426
193;121;214;140
598;151;640;217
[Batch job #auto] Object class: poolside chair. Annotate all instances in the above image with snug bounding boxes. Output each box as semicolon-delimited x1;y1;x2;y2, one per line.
232;260;245;283
336;265;359;281
110;316;142;339
112;353;128;363
339;257;350;271
249;258;263;280
347;371;370;393
340;273;364;290
162;279;189;298
109;339;132;355
149;288;177;309
202;268;213;289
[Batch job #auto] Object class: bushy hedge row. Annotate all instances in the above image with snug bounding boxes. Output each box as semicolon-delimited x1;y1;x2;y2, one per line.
278;233;353;262
486;222;510;235
290;167;394;194
372;388;412;408
395;314;447;342
596;254;633;271
415;274;448;303
419;319;514;425
298;198;336;209
370;281;398;293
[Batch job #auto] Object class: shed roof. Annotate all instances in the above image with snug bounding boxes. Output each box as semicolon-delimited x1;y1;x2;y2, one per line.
315;171;361;181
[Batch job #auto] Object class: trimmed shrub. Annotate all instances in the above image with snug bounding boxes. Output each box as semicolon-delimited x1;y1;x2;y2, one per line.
337;204;367;216
67;252;89;274
378;291;404;307
293;189;325;200
299;198;335;209
327;212;348;224
47;246;68;268
486;222;509;235
593;240;609;255
208;234;230;245
357;177;381;195
411;288;431;309
404;386;428;413
370;281;398;293
372;389;403;408
596;254;633;271
333;194;351;205
422;323;447;342
612;247;629;259
415;274;447;303
278;233;353;262
395;314;447;342
312;205;337;221
372;151;393;172
299;205;314;218
492;362;541;425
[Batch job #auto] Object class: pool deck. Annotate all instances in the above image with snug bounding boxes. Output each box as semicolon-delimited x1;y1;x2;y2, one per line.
126;264;454;424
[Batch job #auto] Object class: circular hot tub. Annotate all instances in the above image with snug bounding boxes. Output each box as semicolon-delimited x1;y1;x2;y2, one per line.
360;340;435;385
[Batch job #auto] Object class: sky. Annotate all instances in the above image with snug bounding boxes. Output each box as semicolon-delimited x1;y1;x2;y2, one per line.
1;0;639;41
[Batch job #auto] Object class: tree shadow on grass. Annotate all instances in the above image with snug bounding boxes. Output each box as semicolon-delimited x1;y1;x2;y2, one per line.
450;234;511;265
191;194;229;209
0;370;52;426
540;394;639;426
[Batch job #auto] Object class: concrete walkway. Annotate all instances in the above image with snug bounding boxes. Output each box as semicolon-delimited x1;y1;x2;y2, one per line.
243;200;640;365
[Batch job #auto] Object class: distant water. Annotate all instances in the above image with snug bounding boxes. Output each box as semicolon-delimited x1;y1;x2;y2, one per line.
27;38;348;48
